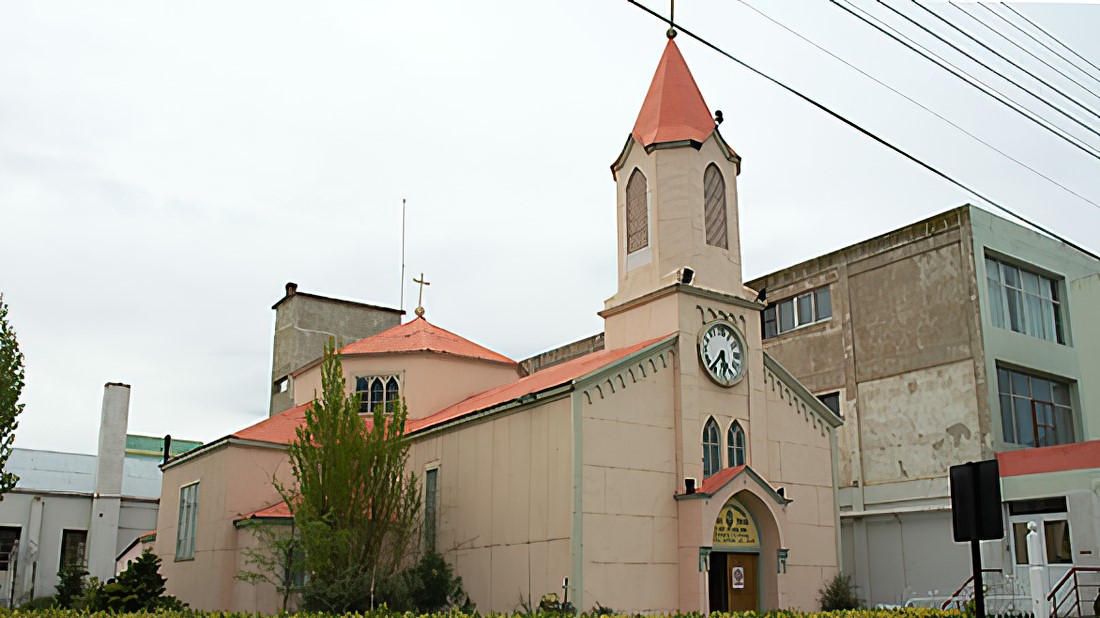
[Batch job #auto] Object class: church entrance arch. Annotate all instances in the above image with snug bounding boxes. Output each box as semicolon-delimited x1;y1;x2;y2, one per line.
708;496;761;612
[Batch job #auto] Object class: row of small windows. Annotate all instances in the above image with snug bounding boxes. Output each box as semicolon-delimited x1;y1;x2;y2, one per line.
702;418;746;478
356;374;400;414
625;164;729;255
762;286;832;339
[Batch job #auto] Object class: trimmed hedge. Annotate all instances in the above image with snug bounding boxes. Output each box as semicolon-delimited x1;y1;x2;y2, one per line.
1;608;967;618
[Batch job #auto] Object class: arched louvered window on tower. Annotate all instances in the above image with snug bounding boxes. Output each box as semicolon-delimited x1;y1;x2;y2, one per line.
728;421;746;467
626;169;649;254
703;418;721;478
703;164;729;249
357;374;401;414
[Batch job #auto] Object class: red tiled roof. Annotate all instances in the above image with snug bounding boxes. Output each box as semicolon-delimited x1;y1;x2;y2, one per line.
698;465;746;496
997;440;1100;477
408;334;673;434
339;317;516;365
227;334;673;447
632;39;716;148
237;501;293;521
232;402;311;445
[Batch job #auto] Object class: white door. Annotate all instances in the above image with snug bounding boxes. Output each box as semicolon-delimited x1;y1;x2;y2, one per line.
1010;513;1074;599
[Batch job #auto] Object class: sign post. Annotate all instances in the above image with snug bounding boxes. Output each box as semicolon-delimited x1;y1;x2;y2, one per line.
949;460;1004;618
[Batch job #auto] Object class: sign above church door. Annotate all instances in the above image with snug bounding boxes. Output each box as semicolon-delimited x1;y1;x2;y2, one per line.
712;497;760;550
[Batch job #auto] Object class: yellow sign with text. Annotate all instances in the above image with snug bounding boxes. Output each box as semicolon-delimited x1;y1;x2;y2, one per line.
712;498;759;549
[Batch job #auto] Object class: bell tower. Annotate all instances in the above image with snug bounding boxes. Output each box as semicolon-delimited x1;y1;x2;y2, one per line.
604;37;745;347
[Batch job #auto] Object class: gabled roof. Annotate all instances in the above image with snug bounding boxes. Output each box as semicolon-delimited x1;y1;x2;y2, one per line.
631;38;716;148
235;501;293;524
214;334;674;451
338;317;516;366
408;334;674;434
232;402;311;445
678;464;791;505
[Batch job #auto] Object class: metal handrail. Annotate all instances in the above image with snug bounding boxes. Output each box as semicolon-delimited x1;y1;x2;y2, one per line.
941;569;1002;610
1046;566;1100;618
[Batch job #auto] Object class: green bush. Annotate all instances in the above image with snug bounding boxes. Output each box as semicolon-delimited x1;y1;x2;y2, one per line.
0;607;967;618
371;551;473;613
54;562;87;609
18;596;55;609
818;572;863;611
76;550;186;611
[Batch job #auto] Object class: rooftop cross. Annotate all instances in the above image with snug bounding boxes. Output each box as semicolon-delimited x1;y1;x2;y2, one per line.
413;273;430;318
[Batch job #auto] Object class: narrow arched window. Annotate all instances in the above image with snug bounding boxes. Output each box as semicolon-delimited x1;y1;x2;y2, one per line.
626;169;649;253
703;418;721;478
703;164;729;249
385;377;400;414
370;379;385;413
728;422;746;467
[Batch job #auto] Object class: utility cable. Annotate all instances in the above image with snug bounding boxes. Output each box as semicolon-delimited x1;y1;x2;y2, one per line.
908;0;1100;124
964;3;1100;92
623;0;1099;260
732;0;1100;212
882;0;1100;140
1001;4;1100;81
948;2;1100;103
827;0;1100;163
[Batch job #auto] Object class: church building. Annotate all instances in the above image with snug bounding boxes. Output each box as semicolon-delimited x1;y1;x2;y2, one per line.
153;37;843;613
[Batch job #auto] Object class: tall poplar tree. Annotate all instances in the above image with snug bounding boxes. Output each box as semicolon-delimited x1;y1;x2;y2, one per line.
0;295;23;496
278;338;420;611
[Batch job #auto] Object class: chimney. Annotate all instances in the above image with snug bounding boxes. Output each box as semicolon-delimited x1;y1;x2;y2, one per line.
87;382;130;580
285;282;298;297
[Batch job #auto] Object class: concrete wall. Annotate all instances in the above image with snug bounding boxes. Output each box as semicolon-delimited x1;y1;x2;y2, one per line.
270;283;402;415
408;397;574;613
970;210;1100;449
292;352;520;420
746;207;984;605
155;442;294;612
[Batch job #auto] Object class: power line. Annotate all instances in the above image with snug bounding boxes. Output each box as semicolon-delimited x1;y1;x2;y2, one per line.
881;0;1100;140
1001;4;1100;81
730;0;1100;212
966;3;1100;92
623;0;1098;260
907;0;1100;124
827;0;1100;163
948;2;1100;104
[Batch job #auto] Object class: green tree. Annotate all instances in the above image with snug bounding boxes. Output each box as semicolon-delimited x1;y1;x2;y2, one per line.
0;294;24;496
55;561;88;608
235;518;303;611
279;339;421;611
78;550;185;611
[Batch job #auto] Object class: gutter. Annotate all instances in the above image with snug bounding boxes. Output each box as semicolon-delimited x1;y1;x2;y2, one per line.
840;503;951;518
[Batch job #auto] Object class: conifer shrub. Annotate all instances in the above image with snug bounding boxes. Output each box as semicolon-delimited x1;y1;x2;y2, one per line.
818;572;864;611
77;550;186;611
54;562;87;608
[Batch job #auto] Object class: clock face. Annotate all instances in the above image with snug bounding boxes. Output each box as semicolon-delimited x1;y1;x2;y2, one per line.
698;320;745;387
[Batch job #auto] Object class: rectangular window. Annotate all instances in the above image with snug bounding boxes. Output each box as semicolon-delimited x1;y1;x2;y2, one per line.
176;482;199;560
762;285;833;339
273;377;289;394
60;529;87;568
0;527;19;570
425;468;439;552
986;256;1064;344
355;375;401;415
997;367;1075;447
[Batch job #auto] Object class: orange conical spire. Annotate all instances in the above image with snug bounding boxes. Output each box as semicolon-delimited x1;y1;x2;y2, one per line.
631;38;716;148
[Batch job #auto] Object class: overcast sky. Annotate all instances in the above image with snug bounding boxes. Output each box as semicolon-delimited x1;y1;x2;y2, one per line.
2;1;1098;454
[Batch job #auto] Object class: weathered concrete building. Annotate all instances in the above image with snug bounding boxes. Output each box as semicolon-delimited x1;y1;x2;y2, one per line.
747;205;1100;607
269;282;403;415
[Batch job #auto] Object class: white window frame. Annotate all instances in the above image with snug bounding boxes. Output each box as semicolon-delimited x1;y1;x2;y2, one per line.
175;481;199;561
355;374;402;415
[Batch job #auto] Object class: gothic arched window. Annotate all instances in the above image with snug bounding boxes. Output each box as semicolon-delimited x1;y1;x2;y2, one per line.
626;169;649;254
703;164;729;249
728;421;746;467
385;377;400;413
703;418;721;478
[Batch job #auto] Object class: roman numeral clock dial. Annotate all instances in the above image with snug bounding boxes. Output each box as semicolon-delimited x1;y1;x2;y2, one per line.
698;320;746;387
